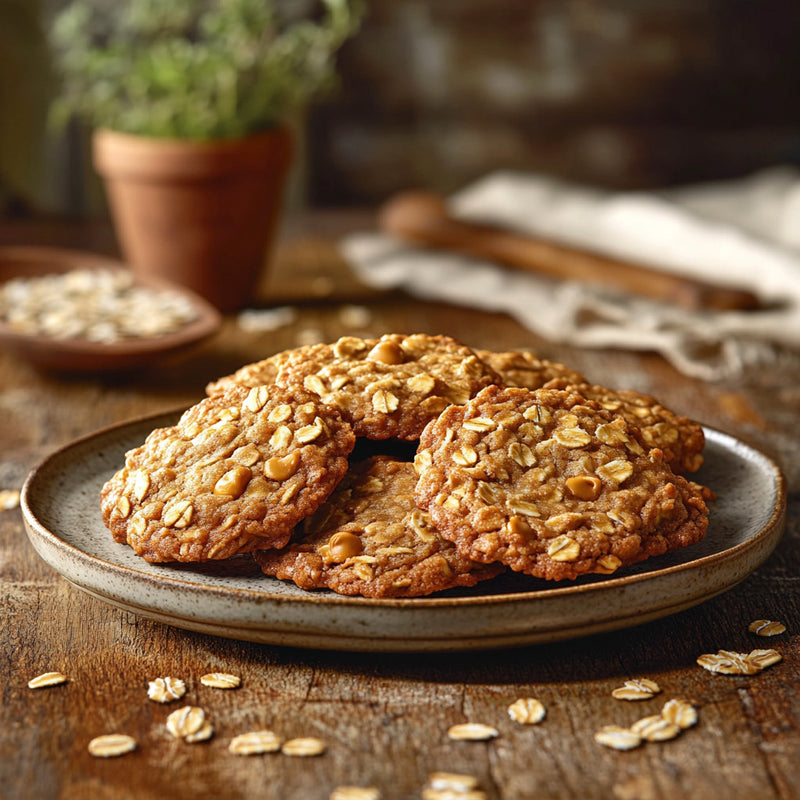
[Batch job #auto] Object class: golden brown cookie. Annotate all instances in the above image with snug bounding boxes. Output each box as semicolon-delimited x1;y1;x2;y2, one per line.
205;351;288;396
475;349;586;389
255;456;502;597
542;379;705;473
272;334;502;440
414;385;709;581
101;385;355;562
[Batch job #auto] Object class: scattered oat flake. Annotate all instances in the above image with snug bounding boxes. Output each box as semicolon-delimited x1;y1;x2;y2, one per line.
446;723;499;741
697;648;781;675
661;699;698;729
422;790;487;800
612;678;661;701
237;306;297;333
88;733;137;758
281;737;327;757
28;671;67;689
748;619;786;637
166;706;208;739
330;787;382;800
147;676;186;703
697;650;756;675
228;730;283;755
200;672;241;689
427;772;480;792
338;304;372;328
295;327;325;347
0;489;20;510
749;649;783;669
594;725;642;751
630;715;681;742
423;773;487;800
508;697;546;724
185;721;214;743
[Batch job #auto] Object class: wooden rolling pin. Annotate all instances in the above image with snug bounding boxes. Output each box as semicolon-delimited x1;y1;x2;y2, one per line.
378;190;761;312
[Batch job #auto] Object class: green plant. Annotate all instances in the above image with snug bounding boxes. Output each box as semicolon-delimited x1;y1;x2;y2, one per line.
49;0;363;139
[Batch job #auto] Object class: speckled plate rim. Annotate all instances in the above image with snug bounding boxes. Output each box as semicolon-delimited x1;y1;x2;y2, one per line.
21;412;787;652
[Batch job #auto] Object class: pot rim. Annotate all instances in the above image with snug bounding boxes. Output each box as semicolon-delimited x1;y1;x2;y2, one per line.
92;126;293;178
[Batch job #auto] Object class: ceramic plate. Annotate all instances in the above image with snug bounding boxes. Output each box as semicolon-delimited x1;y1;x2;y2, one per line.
21;412;786;652
0;246;221;372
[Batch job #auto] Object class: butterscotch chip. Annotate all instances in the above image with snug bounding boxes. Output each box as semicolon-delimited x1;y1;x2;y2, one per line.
100;385;354;563
543;379;705;474
255;457;502;598
476;349;586;390
414;386;709;580
271;334;501;440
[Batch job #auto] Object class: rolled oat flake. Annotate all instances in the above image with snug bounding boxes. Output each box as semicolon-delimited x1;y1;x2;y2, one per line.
28;672;67;689
88;734;137;758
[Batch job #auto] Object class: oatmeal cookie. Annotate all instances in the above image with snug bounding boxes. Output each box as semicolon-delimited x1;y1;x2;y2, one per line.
101;385;355;563
542;379;705;473
475;349;586;389
479;350;703;472
272;334;501;440
414;385;709;580
205;351;288;396
255;456;502;597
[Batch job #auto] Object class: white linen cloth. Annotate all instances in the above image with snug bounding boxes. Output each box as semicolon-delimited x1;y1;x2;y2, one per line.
341;167;800;382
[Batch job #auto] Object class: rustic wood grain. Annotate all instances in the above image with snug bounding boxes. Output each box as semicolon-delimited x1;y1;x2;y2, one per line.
1;213;797;800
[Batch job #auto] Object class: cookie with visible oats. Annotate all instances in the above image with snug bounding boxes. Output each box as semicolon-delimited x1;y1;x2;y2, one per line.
478;350;704;473
475;349;586;390
100;385;355;563
542;379;705;474
255;456;502;597
205;351;288;397
414;385;709;580
272;334;501;440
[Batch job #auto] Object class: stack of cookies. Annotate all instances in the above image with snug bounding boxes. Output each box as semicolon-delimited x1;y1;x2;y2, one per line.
101;334;711;597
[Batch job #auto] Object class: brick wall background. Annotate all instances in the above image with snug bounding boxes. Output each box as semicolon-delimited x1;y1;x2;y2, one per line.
307;0;800;204
3;0;800;214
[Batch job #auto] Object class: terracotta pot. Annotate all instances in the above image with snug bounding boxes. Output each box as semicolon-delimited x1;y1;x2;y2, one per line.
92;127;293;312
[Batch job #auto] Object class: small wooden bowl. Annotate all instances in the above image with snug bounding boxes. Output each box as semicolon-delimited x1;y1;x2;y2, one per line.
0;246;222;372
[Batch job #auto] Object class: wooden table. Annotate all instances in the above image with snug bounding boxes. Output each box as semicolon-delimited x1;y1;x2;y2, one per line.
1;213;798;800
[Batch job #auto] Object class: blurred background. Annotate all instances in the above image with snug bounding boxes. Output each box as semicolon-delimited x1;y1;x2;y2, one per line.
4;0;800;216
